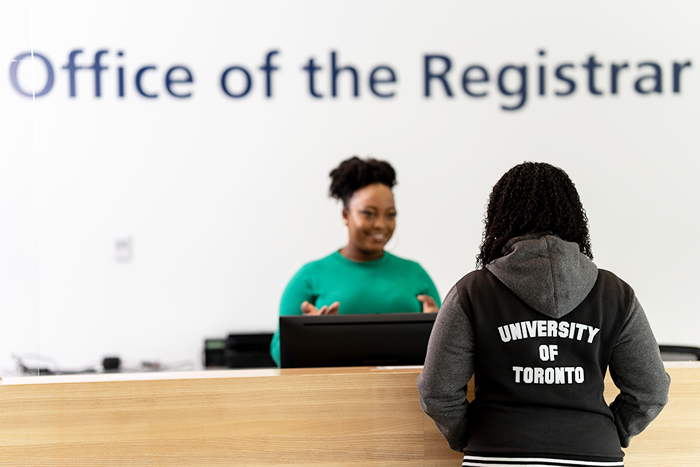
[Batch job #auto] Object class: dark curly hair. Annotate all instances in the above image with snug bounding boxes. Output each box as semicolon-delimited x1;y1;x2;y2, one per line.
477;162;592;268
329;156;397;207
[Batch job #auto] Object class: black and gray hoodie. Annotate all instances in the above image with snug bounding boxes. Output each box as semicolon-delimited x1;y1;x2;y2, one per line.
417;234;670;467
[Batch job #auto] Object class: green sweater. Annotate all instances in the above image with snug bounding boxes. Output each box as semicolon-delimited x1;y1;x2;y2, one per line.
270;251;441;366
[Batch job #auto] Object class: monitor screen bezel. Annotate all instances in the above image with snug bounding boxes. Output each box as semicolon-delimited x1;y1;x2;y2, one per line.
279;312;437;368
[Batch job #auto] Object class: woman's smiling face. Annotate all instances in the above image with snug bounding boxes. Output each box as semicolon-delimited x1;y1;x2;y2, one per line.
342;183;396;261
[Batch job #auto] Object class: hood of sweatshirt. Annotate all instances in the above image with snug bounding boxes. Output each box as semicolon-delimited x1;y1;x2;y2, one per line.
485;234;598;319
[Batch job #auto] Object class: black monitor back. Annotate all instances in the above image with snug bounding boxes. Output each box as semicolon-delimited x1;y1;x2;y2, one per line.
204;334;276;369
279;313;436;368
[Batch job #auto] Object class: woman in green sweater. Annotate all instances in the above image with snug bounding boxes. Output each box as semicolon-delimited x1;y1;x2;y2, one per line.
269;156;441;367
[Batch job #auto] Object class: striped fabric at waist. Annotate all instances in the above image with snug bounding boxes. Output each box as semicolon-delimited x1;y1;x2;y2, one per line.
462;454;624;467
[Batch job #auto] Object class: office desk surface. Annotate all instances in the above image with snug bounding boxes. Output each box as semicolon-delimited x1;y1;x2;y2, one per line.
1;363;698;466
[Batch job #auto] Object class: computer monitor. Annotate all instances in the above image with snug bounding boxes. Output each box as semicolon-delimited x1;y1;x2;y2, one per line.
279;312;437;368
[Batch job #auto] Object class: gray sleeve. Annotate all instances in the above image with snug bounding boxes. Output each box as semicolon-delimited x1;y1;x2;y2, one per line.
417;285;475;452
608;292;670;448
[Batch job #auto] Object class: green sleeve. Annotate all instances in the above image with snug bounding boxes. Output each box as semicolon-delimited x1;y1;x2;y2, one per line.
419;264;442;308
270;265;315;367
413;262;442;308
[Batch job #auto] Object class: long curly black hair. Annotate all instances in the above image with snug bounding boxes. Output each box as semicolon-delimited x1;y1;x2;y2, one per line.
329;156;397;207
477;162;592;268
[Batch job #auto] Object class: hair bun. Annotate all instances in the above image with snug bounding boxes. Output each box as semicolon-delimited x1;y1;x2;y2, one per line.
329;156;397;206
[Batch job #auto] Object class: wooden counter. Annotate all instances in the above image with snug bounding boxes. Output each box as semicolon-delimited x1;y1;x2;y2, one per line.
0;363;697;466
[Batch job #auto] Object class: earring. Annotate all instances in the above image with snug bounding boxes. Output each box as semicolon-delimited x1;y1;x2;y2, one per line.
344;220;348;225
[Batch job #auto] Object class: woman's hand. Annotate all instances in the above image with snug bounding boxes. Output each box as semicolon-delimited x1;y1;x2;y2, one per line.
417;295;439;313
301;301;340;315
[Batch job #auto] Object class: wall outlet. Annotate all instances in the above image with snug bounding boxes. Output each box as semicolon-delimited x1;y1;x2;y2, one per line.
115;236;133;262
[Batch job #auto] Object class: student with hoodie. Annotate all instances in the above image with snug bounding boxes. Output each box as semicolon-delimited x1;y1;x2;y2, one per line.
417;162;670;467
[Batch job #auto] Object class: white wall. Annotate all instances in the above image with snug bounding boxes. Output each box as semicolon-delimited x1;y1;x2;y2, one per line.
1;0;699;374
